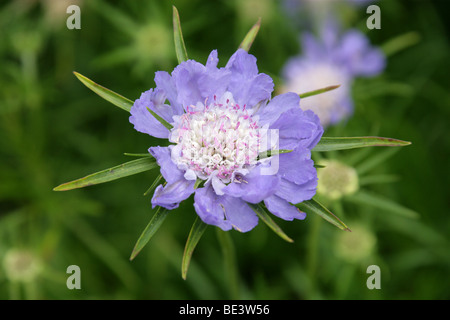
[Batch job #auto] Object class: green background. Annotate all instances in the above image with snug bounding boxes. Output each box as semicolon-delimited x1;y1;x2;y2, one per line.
0;0;448;299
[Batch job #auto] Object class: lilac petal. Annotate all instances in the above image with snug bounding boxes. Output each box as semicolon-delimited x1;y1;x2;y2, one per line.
222;165;279;203
264;195;306;221
336;30;386;77
129;89;173;139
270;108;324;151
225;49;274;107
151;179;195;210
277;148;316;185
194;185;259;232
275;176;317;205
171;59;207;108
154;71;184;115
220;194;259;232
148;146;183;184
194;186;232;231
257;92;300;126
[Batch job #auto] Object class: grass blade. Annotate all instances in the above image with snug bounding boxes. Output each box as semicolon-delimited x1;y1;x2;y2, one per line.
143;174;163;196
296;198;350;231
249;203;293;243
73;72;133;112
345;190;419;219
299;85;341;99
182;216;208;280
238;18;261;52
173;6;188;63
313;136;411;152
129;206;170;260
53;157;157;191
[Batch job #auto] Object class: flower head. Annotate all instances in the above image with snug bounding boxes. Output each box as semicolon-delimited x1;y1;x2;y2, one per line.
130;49;323;232
281;21;385;127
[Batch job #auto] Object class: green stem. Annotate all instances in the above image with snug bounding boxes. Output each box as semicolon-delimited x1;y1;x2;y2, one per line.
215;229;240;299
306;213;322;299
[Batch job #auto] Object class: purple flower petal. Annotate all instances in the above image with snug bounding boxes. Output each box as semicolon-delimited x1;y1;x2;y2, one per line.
270;108;324;151
277;148;316;185
257;92;300;127
129;89;174;139
152;179;195;210
275;175;317;205
225;49;274;107
148;146;183;184
222;165;279;204
194;185;259;232
194;186;232;231
264;195;306;221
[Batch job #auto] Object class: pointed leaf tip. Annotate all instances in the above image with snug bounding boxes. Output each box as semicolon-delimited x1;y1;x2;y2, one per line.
239;17;262;52
73;71;133;112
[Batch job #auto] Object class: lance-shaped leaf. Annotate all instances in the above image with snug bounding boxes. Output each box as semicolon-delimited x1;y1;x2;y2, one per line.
182;216;208;280
238;18;261;52
143;174;163;196
173;6;188;64
130;206;170;261
313;136;411;152
124;152;152;157
299;85;341;99
73;72;133;112
53;157;157;191
295;198;350;231
249;203;293;243
258;149;292;159
345;190;419;219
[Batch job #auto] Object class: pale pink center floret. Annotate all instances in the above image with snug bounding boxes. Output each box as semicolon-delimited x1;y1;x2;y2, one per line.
170;93;261;183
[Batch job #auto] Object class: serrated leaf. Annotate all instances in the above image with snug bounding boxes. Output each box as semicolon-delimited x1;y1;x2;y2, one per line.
147;107;173;130
182;216;207;280
249;203;293;243
345;190;419;219
130;206;170;261
73;72;133;112
173;6;188;64
299;85;341;99
295;198;350;231
238;18;261;52
53;157;157;191
313;136;411;152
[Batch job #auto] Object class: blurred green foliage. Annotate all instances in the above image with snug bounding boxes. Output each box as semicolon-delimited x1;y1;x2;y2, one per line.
0;0;448;300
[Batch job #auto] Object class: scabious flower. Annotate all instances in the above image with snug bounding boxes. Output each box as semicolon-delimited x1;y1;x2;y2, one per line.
280;21;386;127
130;49;323;232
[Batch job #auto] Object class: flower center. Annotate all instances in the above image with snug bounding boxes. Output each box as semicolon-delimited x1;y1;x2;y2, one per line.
170;93;260;182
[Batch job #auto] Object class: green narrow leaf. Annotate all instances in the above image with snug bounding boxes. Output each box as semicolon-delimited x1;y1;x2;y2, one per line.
53;157;157;191
215;229;240;299
313;136;411;152
299;85;341;99
258;149;292;159
249;203;294;243
238;18;261;52
345;190;419;219
143;174;163;196
182;216;208;280
130;207;170;261
295;198;350;231
124;152;152;157
147;107;173;130
73;72;133;112
173;6;188;63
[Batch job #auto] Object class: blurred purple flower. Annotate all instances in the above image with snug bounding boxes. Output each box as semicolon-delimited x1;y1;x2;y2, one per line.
130;49;323;232
281;22;385;127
